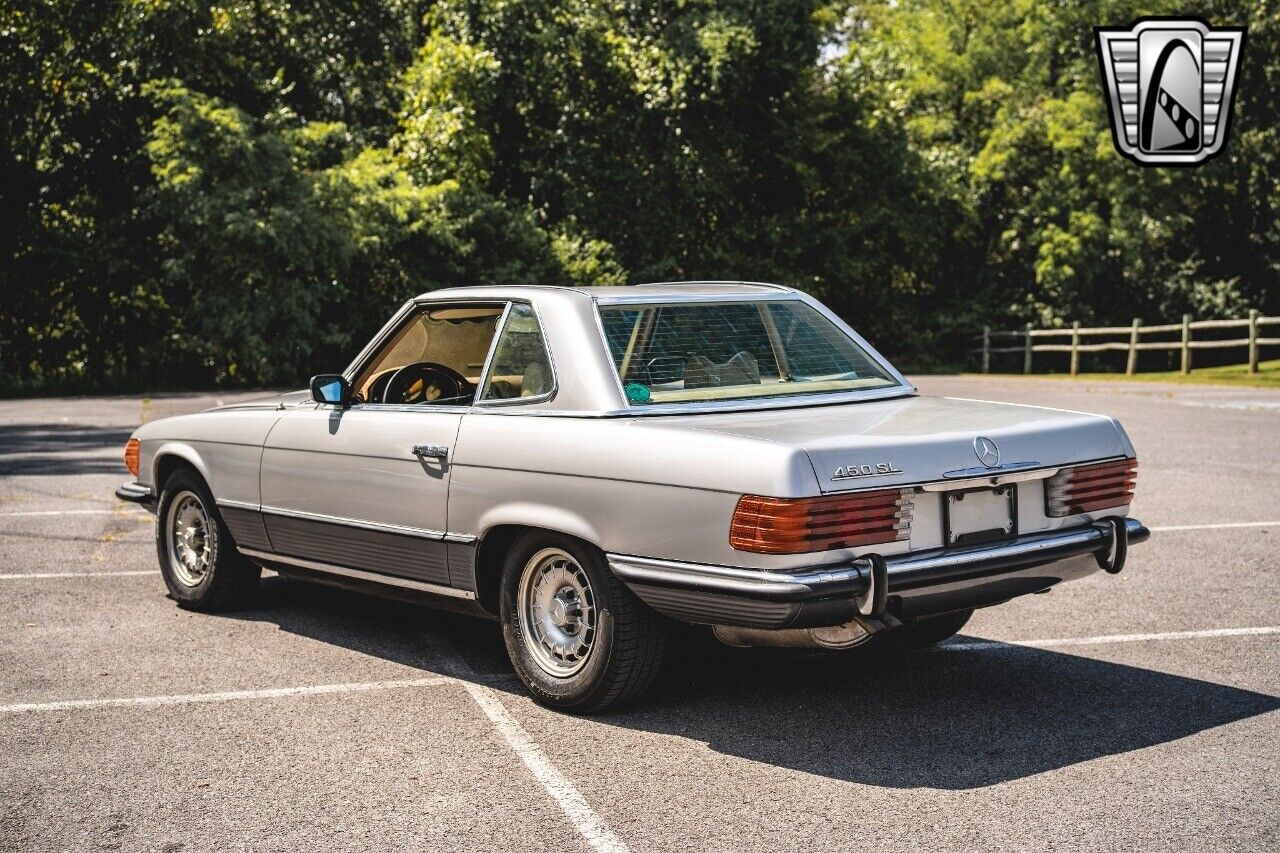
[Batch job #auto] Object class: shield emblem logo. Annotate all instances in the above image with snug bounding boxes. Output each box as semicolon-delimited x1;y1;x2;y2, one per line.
1095;18;1245;165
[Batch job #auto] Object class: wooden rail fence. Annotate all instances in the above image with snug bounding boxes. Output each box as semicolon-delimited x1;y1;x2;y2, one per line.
976;310;1280;376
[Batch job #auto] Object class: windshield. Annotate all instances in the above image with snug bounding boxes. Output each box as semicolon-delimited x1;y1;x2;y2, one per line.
597;300;899;405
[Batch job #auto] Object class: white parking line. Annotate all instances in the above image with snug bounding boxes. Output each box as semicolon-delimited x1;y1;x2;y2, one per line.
0;570;158;580
463;682;631;853
944;625;1280;652
0;508;146;518
0;676;451;714
1149;520;1280;532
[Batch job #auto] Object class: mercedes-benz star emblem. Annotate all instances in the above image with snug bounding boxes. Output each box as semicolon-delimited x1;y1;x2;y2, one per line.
974;436;1001;468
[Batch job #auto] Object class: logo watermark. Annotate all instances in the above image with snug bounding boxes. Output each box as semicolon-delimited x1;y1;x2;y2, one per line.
1095;17;1245;166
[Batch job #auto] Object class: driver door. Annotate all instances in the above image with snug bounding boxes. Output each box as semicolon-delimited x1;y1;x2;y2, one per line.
256;301;507;589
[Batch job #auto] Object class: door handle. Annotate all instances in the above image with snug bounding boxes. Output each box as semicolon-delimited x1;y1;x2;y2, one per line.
412;444;449;461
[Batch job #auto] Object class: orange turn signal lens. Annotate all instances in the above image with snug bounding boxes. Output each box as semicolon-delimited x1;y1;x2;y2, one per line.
124;438;140;478
730;488;913;554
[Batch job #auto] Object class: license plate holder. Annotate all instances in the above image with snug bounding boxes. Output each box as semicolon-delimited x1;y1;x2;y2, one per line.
943;485;1017;547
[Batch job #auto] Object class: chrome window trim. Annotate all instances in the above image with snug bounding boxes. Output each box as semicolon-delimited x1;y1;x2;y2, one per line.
472;300;561;408
589;384;919;416
589;295;915;413
594;289;803;305
238;547;476;600
793;289;916;393
643;280;794;292
340;298;511;408
471;300;513;401
341;299;417;382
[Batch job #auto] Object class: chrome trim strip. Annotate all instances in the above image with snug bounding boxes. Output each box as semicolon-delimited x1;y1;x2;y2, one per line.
921;465;1059;492
238;548;475;600
941;461;1044;479
216;498;259;512
256;504;447;541
442;532;478;545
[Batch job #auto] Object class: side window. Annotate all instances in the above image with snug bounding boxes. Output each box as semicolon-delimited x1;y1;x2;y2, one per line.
480;304;554;401
353;304;505;406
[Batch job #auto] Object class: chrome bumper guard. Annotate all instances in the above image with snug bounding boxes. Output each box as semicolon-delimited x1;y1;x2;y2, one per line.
114;481;156;510
608;518;1149;628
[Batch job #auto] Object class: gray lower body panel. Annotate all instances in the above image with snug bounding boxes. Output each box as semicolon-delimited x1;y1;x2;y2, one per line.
261;512;450;586
220;506;272;551
214;503;457;589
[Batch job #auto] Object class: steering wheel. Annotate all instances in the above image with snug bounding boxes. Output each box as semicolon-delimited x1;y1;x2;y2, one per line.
382;361;472;405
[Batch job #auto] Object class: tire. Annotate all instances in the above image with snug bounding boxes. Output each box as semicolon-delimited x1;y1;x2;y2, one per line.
155;468;261;612
499;531;667;713
873;609;973;652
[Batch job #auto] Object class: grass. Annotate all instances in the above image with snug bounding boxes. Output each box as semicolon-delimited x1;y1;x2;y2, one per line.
969;359;1280;389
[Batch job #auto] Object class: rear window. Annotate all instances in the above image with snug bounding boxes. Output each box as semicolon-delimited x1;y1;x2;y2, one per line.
597;300;898;405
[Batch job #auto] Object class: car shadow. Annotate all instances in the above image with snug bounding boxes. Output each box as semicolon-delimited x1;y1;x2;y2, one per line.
0;424;135;476
230;576;1280;791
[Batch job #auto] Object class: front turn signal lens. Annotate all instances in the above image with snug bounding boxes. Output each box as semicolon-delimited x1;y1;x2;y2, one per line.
124;438;140;478
730;488;914;554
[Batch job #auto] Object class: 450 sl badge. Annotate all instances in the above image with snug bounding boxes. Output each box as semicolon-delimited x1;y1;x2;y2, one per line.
832;462;903;481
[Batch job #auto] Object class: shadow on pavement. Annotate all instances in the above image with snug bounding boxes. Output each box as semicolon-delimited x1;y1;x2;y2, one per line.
231;576;1280;791
0;424;134;476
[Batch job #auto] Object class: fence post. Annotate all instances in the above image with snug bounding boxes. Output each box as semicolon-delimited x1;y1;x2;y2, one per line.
981;325;990;374
1023;323;1033;375
1180;313;1191;374
1249;308;1260;374
1069;321;1080;376
1126;318;1141;375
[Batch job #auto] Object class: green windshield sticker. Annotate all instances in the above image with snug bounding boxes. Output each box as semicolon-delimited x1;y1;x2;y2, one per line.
625;382;652;404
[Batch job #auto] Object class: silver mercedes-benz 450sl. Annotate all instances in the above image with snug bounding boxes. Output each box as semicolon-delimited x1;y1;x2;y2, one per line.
116;282;1146;711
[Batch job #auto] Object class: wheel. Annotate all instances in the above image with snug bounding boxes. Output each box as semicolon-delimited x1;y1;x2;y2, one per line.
500;531;667;712
156;468;260;612
873;609;973;652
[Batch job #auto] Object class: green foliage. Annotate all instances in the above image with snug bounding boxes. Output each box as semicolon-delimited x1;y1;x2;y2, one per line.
1;0;1275;391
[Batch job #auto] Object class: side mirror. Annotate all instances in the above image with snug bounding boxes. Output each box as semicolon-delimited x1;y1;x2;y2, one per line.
310;374;352;408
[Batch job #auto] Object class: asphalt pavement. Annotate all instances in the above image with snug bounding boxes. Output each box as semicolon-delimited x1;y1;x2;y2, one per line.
1;377;1277;851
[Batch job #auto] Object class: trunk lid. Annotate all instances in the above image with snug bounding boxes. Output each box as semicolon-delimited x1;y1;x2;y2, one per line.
675;395;1130;493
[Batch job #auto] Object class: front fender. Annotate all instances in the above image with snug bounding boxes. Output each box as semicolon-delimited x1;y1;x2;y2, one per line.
148;441;215;493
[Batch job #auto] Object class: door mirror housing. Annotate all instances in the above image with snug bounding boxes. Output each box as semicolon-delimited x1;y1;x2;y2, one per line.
310;374;352;408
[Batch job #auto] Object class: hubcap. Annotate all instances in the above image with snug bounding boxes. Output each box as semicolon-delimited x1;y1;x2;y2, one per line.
517;548;597;677
166;491;212;587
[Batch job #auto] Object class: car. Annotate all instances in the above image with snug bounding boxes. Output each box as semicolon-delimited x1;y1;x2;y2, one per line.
116;282;1147;711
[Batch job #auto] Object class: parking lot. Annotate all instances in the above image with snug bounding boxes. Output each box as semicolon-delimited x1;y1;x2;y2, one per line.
1;376;1277;851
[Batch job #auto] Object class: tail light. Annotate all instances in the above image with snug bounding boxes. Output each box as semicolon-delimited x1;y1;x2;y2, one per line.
730;488;914;554
124;438;140;478
1045;457;1137;517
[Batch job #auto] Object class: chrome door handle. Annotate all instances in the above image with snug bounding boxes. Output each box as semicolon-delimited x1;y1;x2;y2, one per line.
412;444;449;461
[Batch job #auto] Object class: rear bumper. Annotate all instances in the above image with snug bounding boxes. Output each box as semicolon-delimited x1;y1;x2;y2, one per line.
608;518;1149;629
115;481;156;512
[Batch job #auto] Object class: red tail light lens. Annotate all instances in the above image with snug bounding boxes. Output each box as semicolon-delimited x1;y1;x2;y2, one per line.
730;488;914;554
1045;458;1137;517
124;438;140;478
